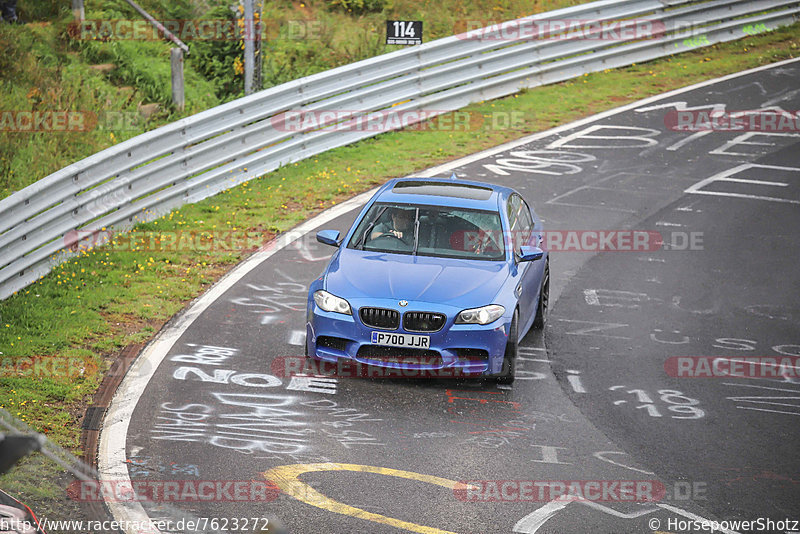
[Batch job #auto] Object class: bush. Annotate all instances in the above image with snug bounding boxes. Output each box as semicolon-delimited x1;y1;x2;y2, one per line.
188;5;244;100
326;0;388;15
17;0;68;22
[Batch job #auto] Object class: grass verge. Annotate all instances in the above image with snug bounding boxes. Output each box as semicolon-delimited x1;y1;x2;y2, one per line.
0;24;798;455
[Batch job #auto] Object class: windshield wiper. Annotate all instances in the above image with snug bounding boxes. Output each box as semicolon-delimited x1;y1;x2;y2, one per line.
412;208;420;255
356;206;388;250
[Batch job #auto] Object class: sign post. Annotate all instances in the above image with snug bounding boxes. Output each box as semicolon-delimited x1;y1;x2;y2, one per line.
386;20;423;45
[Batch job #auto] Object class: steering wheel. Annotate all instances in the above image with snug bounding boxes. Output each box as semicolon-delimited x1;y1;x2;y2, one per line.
369;232;411;250
378;232;407;242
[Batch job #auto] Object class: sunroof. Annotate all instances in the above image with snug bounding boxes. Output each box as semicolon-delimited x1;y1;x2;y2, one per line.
392;181;494;200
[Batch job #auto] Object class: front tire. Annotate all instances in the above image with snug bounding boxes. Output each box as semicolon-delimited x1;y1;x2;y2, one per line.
497;311;518;385
533;261;549;330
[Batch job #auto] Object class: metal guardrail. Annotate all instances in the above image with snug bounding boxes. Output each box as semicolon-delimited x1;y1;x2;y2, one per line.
0;0;798;300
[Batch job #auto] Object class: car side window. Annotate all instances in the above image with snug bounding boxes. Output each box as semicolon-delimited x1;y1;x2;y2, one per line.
517;198;533;247
507;195;518;225
507;196;519;251
508;194;532;254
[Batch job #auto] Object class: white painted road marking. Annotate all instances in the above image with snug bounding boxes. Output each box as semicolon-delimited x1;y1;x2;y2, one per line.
513;500;741;534
530;444;571;465
592;451;656;475
566;370;586;393
584;289;649;308
287;376;338;395
686;163;800;204
710;132;800;157
557;318;630;339
288;329;306;346
545;125;660;150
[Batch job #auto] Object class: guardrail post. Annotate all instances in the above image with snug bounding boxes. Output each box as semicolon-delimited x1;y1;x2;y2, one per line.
171;48;185;112
71;0;84;22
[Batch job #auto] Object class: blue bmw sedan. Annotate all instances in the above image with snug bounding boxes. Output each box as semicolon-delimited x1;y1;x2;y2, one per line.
306;177;549;384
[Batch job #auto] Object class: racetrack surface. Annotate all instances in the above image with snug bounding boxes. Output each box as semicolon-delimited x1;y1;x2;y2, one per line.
105;58;800;534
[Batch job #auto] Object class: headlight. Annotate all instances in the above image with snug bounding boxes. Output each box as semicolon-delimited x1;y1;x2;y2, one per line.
313;290;352;315
456;304;505;325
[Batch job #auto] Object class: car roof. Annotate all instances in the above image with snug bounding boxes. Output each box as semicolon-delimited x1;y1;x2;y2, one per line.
373;177;515;211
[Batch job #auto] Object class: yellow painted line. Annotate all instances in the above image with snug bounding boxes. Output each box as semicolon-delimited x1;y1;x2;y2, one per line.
264;463;472;534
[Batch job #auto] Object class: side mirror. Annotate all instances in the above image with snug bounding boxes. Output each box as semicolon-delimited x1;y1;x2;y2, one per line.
316;230;341;247
518;246;544;262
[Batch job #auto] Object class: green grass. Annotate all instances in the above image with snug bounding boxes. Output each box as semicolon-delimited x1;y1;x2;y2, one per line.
0;11;798;453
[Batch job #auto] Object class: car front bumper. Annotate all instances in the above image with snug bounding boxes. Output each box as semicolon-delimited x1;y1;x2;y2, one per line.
306;297;511;377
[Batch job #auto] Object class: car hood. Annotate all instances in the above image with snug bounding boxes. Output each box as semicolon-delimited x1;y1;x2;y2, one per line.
324;249;509;307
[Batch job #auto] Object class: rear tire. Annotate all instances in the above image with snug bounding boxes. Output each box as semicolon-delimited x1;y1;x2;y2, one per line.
533;261;549;330
497;311;518;385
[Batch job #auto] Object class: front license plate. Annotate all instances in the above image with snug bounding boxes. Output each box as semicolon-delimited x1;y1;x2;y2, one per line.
371;331;430;349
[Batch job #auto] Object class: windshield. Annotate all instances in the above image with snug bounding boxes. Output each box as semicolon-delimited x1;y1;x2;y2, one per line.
348;203;505;260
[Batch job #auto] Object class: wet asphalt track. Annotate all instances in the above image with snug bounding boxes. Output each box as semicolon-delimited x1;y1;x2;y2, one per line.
113;58;800;533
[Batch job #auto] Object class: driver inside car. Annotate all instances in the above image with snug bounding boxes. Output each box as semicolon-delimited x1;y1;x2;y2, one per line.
370;207;415;243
